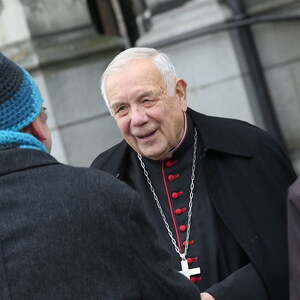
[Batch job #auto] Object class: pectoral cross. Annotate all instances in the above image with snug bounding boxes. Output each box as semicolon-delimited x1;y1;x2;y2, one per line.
179;259;201;279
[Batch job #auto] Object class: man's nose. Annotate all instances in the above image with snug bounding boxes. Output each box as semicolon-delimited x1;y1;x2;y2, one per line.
131;107;148;126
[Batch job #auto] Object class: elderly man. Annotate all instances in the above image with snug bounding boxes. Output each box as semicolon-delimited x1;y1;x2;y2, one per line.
91;47;296;300
0;53;200;299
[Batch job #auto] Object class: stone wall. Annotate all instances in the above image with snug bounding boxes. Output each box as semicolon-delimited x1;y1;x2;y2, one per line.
252;2;300;171
0;0;125;166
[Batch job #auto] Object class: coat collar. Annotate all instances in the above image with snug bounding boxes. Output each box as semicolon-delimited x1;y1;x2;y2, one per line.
188;108;253;158
0;148;59;176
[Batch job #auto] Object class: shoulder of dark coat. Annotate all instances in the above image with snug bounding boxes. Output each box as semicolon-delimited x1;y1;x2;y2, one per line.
52;163;138;209
189;109;287;157
215;115;277;145
91;141;125;168
90;139;128;170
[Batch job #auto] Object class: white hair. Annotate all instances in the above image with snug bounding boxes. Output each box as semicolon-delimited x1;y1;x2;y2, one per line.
101;47;177;112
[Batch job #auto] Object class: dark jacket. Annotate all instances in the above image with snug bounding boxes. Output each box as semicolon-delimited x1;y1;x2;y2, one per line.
91;108;296;300
288;177;300;300
0;148;199;300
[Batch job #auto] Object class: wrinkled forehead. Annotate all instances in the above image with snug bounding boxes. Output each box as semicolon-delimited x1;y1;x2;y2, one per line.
105;59;166;97
109;59;164;83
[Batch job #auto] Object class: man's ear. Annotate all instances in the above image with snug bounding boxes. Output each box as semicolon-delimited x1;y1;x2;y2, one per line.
26;118;47;142
175;79;187;112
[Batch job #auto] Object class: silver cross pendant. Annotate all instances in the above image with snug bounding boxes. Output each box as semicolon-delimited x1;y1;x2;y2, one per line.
179;259;201;279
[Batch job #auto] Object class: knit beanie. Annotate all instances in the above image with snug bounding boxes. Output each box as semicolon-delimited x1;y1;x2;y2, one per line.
0;53;43;131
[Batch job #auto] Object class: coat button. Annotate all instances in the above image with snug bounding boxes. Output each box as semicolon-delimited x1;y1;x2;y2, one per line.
183;240;195;246
165;160;177;167
175;208;182;215
168;174;180;182
191;276;202;283
168;174;175;181
179;225;188;232
172;191;183;199
175;207;187;215
172;192;178;199
187;257;198;264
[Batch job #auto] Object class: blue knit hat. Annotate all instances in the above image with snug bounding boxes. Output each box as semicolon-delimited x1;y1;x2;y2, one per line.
0;53;43;131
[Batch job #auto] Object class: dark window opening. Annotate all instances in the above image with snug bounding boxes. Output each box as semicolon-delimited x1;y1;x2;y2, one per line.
87;0;150;46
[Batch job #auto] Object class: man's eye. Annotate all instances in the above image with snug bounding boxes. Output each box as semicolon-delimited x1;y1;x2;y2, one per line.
143;98;154;104
115;105;128;115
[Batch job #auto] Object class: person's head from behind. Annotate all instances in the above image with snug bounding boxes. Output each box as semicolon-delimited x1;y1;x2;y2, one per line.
0;53;51;152
101;47;188;161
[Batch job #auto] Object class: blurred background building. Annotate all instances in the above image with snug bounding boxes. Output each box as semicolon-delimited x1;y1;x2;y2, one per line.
1;0;300;173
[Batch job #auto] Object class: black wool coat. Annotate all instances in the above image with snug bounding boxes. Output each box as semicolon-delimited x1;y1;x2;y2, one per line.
91;108;296;300
0;148;200;300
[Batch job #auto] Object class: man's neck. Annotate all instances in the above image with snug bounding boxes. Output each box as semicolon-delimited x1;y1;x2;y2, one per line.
165;113;187;159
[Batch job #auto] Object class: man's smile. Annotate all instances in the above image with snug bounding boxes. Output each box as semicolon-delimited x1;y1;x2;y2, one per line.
135;129;158;142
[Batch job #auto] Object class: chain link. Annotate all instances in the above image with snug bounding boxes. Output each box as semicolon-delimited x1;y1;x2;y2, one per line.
137;129;198;260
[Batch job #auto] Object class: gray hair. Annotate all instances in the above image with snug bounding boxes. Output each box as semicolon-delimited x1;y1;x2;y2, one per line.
101;47;177;112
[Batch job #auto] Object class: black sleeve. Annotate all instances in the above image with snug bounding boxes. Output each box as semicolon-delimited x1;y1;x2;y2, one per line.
206;263;269;300
127;193;200;300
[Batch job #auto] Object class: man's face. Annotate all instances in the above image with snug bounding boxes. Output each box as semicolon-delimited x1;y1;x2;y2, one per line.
106;59;187;160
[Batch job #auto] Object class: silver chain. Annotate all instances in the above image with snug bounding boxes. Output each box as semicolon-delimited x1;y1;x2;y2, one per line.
137;129;198;260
